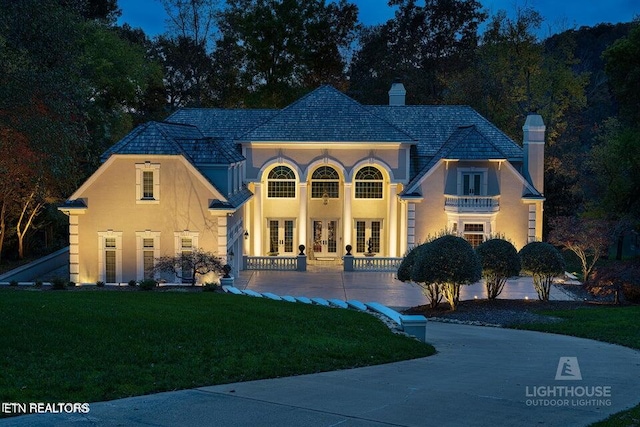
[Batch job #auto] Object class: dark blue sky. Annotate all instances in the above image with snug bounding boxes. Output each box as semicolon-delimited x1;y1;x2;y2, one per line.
118;0;639;39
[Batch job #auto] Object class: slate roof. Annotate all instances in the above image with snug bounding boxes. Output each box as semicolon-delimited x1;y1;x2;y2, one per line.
102;121;244;165
100;85;529;206
240;85;415;142
167;109;277;139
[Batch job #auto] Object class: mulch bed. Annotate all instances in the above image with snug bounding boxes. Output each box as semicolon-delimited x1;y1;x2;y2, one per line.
402;284;620;327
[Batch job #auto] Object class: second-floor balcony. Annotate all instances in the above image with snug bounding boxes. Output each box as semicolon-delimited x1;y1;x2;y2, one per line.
444;195;500;213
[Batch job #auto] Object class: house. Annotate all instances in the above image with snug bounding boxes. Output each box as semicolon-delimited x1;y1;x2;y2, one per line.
59;83;545;284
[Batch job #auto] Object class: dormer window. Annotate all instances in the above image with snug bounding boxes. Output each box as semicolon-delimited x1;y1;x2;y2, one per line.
136;162;160;203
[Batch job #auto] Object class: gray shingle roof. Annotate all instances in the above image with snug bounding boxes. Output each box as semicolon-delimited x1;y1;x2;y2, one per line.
101;122;195;161
366;105;522;160
166;109;277;139
240;85;416;142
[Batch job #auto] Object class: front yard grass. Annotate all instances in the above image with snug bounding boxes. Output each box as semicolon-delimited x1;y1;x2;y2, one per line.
0;289;433;407
512;305;640;426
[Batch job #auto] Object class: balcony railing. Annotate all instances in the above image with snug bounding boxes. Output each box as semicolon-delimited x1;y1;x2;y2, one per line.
444;195;500;213
343;255;403;272
243;255;305;271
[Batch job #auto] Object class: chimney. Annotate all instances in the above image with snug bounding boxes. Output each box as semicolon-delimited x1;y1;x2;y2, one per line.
388;81;406;106
522;114;545;194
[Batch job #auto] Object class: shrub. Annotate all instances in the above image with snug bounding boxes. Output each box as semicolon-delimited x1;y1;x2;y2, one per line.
203;282;220;292
9;280;18;287
587;259;640;304
411;235;481;311
476;238;521;299
128;280;137;287
51;277;67;290
96;281;105;287
138;279;157;291
34;280;43;288
519;242;565;301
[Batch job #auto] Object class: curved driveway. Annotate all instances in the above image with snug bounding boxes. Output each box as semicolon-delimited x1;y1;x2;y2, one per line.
4;322;639;426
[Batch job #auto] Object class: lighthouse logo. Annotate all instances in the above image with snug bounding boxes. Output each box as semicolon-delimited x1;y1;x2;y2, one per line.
555;357;582;380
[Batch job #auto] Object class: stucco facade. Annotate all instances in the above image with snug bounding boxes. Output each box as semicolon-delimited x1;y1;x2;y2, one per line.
60;84;545;284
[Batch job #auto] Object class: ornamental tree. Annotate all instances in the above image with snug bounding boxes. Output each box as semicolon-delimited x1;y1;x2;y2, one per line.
548;216;615;283
410;235;481;311
154;248;226;285
475;238;521;299
519;242;566;301
397;243;442;308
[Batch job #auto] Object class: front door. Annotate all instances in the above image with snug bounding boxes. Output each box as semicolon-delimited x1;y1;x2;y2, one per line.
267;219;295;255
312;219;338;259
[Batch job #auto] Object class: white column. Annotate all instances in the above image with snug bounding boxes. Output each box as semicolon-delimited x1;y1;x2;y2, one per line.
253;182;262;255
388;184;398;257
243;202;250;255
298;183;307;249
399;200;408;255
343;183;352;251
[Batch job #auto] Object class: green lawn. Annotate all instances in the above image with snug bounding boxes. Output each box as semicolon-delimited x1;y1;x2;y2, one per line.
0;289;433;407
512;305;640;426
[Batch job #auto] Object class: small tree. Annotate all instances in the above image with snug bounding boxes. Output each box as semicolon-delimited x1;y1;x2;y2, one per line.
519;242;566;301
398;243;442;308
411;235;481;311
548;216;614;282
154;248;225;286
476;238;521;299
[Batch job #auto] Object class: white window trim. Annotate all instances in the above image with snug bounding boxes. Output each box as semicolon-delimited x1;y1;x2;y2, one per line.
136;162;160;204
353;219;384;254
136;231;161;281
173;231;199;283
98;230;123;283
457;167;488;196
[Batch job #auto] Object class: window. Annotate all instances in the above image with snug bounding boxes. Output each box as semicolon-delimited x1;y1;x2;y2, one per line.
268;219;295;254
355;166;383;199
142;171;154;199
457;169;487;196
136;231;160;280
105;238;116;283
463;223;484;248
174;231;199;284
355;220;382;253
98;231;122;283
136;162;160;203
311;166;339;199
267;166;296;198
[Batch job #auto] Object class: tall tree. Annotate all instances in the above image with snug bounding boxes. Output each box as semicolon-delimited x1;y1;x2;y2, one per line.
603;23;640;125
216;0;359;107
349;0;486;104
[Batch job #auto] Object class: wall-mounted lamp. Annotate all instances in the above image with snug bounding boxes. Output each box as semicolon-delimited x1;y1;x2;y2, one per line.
322;190;329;205
244;230;249;240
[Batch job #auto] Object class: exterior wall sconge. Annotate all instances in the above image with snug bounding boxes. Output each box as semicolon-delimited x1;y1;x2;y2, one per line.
244;230;249;240
322;190;329;205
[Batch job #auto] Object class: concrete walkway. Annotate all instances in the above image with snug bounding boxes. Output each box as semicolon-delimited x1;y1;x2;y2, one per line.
4;323;639;427
235;267;576;309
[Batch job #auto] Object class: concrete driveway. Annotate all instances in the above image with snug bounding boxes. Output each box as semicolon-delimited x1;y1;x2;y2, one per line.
4;323;639;427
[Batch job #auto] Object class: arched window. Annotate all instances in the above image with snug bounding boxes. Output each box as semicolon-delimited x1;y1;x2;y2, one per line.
311;166;339;199
355;166;383;199
267;166;296;198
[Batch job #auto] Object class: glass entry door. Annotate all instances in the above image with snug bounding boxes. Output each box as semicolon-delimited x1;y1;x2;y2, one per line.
267;219;295;255
312;219;338;258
